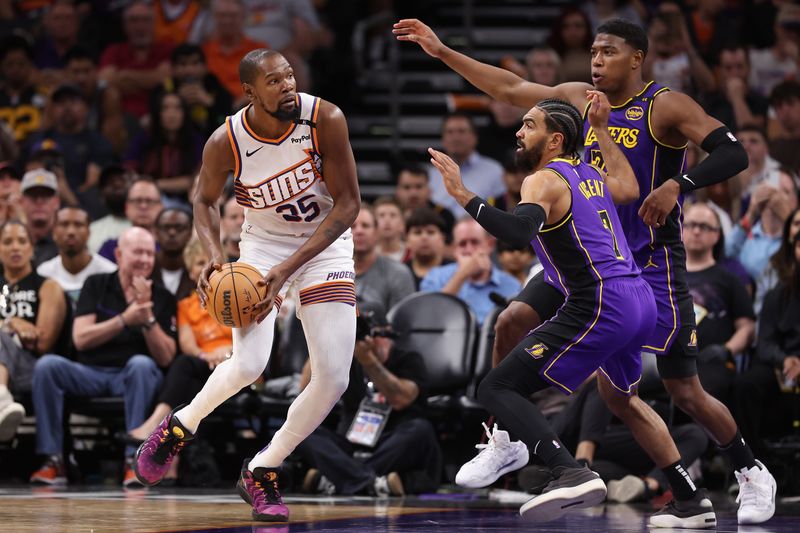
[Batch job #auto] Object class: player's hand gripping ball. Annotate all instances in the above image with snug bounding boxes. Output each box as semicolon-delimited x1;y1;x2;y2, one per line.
206;262;267;328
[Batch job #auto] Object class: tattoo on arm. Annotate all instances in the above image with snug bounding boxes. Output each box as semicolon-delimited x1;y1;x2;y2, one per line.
365;362;403;397
323;219;348;243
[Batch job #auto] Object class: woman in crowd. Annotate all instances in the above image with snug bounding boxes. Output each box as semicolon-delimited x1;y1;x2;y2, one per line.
546;7;593;84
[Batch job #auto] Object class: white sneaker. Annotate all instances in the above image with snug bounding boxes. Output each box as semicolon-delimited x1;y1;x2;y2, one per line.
0;398;25;441
455;423;529;488
735;460;777;524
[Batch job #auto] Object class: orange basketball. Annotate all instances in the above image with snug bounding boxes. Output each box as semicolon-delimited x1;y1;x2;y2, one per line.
206;262;266;328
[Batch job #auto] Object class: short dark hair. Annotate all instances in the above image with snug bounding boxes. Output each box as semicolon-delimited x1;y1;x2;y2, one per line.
719;43;748;63
397;164;428;182
239;48;282;85
537;98;584;157
172;43;205;65
0;34;34;63
63;45;96;65
155;206;193;227
442;112;476;134
596;18;649;57
56;206;90;225
770;79;800;107
373;196;402;211
405;207;447;235
735;124;767;140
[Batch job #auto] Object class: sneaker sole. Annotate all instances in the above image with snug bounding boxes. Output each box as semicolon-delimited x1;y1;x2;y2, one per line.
238;476;289;522
648;511;717;529
237;477;252;505
30;475;67;486
132;441;167;487
607;476;645;503
0;403;25;441
737;475;777;525
456;447;530;489
519;477;607;522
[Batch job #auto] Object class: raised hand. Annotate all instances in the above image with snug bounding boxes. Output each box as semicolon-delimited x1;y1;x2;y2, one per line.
428;147;472;206
586;90;611;131
392;19;446;58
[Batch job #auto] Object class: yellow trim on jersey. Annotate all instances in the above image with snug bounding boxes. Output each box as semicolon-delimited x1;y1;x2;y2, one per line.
310;97;321;153
242;103;298;144
550;157;581;166
648;145;658;247
540;212;573;233
610;80;655;109
598;367;642;395
642;245;678;353
539;167;573;231
647;87;689;150
225;117;241;179
535;235;569;295
542;219;605;394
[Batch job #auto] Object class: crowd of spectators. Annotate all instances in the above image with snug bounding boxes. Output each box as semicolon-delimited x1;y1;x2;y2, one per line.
0;0;798;497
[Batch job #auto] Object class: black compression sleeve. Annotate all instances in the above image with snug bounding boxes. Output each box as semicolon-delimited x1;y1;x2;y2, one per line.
464;196;546;247
670;126;748;193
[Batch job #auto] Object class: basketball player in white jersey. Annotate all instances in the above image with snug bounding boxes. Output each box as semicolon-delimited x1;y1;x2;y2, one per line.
133;49;361;522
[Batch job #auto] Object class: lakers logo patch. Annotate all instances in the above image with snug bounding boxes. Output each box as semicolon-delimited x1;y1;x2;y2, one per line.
625;106;644;120
526;343;547;359
688;329;698;348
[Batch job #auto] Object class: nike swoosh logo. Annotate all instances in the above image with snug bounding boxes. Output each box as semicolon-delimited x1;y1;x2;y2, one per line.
245;147;263;157
681;174;696;186
477;203;485;218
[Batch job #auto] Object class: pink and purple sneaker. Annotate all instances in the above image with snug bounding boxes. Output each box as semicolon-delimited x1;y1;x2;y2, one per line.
132;405;194;486
237;458;289;522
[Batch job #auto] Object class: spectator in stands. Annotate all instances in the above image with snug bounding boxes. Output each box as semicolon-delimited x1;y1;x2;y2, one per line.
27;84;115;215
30;226;177;486
33;0;79;80
428;113;505;217
735;232;800;456
124;238;231;482
684;202;756;406
166;44;232;138
421;218;520;325
0;35;47;144
403;207;450;291
749;4;800;99
352;206;415;312
728;170;798;312
546;7;592;84
0;162;21;223
768;208;800;295
88;166;132;254
703;45;768;130
643;5;715;98
0;220;67;442
202;0;267;105
526;46;560;86
153;0;209;46
64;46;125;155
394;164;454;238
99;1;173;122
768;80;800;173
735;125;784;217
153;207;194;300
373;197;406;262
0;122;17;162
37;206;117;309
490;153;526;213
125;92;202;207
19;169;60;267
23;145;79;211
220;195;243;261
582;0;645;31
686;0;743;66
497;241;537;286
98;179;162;262
297;301;440;496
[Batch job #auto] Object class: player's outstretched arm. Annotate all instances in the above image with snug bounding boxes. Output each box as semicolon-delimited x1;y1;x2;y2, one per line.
429;147;565;247
393;18;590;110
639;91;748;226
586;90;639;205
192;124;234;307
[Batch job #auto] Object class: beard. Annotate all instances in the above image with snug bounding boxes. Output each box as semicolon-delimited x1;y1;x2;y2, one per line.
515;138;546;172
257;96;301;122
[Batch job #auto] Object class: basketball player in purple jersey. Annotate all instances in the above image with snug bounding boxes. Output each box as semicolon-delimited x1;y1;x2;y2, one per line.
396;17;776;527
429;93;709;526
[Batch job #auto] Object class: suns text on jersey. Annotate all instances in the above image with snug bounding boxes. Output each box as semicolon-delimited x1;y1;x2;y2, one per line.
244;155;320;209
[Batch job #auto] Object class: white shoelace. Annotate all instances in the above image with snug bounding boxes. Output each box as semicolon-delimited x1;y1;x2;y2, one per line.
467;423;503;466
735;469;770;507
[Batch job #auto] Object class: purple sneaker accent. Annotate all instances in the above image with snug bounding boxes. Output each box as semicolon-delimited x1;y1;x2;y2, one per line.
133;405;193;486
236;459;289;522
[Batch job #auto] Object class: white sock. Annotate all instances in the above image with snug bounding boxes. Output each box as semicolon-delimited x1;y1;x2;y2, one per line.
175;312;278;434
249;302;355;470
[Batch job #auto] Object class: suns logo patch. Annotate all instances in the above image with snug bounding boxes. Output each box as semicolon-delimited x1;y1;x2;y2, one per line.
526;343;547;359
625;106;644;120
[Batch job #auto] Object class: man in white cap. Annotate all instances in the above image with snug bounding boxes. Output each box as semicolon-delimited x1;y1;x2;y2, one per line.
19;169;61;267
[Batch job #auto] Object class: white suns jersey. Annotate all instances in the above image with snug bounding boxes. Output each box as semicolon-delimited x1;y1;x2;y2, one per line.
226;93;334;237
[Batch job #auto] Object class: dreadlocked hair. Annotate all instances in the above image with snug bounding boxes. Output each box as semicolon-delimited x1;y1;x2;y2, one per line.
537;98;584;158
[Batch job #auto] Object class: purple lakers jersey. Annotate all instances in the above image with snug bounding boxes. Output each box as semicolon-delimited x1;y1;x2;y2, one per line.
531;158;639;297
582;81;687;254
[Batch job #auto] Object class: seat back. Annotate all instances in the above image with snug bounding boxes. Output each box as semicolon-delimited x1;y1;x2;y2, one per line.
388;292;477;394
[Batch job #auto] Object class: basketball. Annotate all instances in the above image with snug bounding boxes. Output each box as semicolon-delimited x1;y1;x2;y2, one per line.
206;262;266;328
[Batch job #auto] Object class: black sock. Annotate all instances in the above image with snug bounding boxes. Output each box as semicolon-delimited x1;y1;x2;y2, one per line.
661;460;697;501
718;430;757;471
534;437;580;470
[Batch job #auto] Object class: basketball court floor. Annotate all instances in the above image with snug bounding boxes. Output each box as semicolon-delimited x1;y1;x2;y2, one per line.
1;486;798;532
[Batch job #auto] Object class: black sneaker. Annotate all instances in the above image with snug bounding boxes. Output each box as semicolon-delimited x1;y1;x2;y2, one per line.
648;489;717;529
519;465;606;522
518;464;555;494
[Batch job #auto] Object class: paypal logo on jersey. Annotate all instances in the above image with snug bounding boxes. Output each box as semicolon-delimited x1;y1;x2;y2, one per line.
291;134;312;144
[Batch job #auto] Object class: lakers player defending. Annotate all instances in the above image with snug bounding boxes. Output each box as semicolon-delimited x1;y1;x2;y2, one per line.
133;49;361;522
